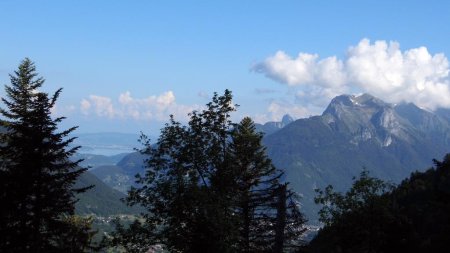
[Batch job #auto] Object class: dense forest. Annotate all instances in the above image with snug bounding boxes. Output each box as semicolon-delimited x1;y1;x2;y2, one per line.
1;59;450;252
305;154;450;252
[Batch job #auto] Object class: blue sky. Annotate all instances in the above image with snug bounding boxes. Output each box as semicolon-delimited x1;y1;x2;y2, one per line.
1;1;450;135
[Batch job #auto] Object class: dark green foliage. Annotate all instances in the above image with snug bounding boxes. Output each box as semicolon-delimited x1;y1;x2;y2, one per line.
390;155;450;252
314;170;394;227
230;117;306;252
0;59;90;252
126;90;238;252
54;216;99;253
308;154;450;253
310;171;395;252
104;218;157;253
114;90;306;252
232;117;281;252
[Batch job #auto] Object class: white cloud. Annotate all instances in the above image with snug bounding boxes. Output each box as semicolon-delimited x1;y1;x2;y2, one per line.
268;101;310;120
80;99;91;115
253;38;450;111
51;104;77;117
80;91;200;122
254;51;317;86
253;100;314;123
87;95;115;118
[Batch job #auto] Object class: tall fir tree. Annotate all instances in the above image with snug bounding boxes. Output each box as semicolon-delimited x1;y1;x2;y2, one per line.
230;117;281;252
0;59;90;253
230;117;306;253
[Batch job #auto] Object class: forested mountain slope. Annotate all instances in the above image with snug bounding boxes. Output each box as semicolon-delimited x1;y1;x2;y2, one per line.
74;171;140;216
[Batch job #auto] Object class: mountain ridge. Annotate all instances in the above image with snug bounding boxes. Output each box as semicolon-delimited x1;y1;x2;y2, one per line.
264;93;450;222
76;94;450;223
255;114;294;136
74;170;141;216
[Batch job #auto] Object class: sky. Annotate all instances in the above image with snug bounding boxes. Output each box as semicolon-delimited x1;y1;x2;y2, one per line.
1;0;450;136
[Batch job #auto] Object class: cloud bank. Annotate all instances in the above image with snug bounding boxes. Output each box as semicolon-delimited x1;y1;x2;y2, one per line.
253;39;450;112
80;91;200;122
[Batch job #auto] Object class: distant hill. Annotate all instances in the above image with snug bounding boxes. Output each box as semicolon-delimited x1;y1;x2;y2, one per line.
116;151;146;177
74;170;141;216
90;152;146;194
264;94;450;222
255;114;294;135
90;165;131;193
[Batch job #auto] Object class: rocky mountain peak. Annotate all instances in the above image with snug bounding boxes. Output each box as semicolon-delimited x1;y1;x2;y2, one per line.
323;93;390;116
255;114;295;136
321;93;416;146
322;94;391;125
281;114;294;125
351;93;387;107
263;93;450;222
395;103;450;139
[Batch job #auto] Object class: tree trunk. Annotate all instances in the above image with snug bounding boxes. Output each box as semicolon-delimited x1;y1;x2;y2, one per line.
274;184;287;253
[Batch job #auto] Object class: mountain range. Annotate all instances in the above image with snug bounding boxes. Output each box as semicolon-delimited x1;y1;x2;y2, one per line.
73;93;450;223
264;94;450;222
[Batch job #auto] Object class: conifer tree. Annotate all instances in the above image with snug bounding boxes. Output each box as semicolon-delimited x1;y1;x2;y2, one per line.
0;58;89;253
230;117;306;253
230;117;281;252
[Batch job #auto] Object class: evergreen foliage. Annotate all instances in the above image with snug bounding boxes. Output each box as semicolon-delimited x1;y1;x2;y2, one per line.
307;154;450;253
55;216;98;252
0;59;91;252
103;218;157;253
314;170;394;227
230;117;306;252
